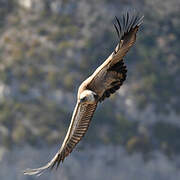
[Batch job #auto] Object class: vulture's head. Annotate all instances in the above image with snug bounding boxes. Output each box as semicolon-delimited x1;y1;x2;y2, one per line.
79;90;98;104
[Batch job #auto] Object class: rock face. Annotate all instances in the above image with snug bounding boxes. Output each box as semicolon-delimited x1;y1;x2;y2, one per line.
1;145;180;180
0;83;10;100
18;0;32;9
17;0;76;14
18;0;45;11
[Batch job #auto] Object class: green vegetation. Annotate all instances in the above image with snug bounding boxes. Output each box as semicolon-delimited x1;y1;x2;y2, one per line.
0;0;179;158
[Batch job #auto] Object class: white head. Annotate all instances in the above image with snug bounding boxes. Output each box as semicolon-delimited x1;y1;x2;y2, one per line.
79;90;98;104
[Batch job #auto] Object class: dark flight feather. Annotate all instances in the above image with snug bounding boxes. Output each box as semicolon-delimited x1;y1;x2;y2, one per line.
99;10;143;102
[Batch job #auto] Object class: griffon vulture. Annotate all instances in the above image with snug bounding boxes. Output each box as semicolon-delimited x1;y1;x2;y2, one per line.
24;10;143;176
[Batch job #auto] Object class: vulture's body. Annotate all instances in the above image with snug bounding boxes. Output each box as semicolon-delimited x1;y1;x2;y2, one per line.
24;10;143;176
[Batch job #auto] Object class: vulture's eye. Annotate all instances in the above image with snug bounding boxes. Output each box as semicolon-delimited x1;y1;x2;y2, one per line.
81;97;87;102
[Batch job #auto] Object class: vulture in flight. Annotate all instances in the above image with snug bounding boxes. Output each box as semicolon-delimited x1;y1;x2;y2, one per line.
24;10;143;176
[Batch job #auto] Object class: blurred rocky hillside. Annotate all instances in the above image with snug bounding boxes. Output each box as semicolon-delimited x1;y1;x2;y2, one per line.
0;0;180;159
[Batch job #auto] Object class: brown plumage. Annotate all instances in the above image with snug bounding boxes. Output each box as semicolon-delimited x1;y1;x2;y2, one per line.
24;10;143;176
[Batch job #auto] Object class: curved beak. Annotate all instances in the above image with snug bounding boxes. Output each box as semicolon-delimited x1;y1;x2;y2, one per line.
94;94;99;101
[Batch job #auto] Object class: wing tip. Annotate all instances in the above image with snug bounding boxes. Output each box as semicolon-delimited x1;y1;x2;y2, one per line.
24;167;46;176
114;9;144;39
23;152;63;176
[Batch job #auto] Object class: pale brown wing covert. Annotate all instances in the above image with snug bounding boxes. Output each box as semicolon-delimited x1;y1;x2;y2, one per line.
87;11;143;101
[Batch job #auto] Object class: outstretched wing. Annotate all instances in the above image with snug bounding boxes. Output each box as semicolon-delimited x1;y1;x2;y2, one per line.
88;10;143;101
24;102;97;176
